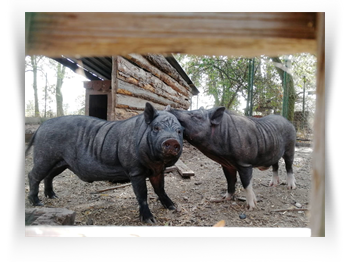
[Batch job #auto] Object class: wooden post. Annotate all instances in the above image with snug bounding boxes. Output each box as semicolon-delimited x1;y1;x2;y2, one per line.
111;56;118;120
310;12;325;237
25;13;33;56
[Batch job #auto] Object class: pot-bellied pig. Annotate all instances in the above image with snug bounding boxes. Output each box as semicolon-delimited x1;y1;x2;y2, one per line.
168;106;296;210
26;103;183;223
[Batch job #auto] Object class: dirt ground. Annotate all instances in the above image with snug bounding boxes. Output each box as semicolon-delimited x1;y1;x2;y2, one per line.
25;132;312;228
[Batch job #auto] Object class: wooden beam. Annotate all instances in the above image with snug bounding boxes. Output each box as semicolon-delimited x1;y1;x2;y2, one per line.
310;12;325;237
26;12;317;58
25;13;33;56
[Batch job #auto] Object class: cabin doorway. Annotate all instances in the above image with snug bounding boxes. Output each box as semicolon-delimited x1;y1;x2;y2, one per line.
89;95;108;120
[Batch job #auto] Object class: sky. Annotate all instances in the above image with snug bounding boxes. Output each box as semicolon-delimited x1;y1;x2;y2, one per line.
25;63;88;116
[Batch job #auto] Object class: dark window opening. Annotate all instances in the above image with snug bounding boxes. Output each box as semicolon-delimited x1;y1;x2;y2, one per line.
89;95;108;120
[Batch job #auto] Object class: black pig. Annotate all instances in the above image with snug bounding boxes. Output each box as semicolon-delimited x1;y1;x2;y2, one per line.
26;103;183;223
168;106;296;210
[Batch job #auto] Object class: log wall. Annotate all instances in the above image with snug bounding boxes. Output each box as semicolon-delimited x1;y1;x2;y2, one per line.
84;54;193;120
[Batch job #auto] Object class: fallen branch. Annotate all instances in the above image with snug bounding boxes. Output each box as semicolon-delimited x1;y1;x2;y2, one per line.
259;183;270;187
270;208;309;212
91;183;132;194
91;178;152;194
209;198;230;203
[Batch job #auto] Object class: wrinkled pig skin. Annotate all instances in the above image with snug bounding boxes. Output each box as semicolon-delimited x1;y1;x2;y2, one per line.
168;106;296;210
26;103;183;223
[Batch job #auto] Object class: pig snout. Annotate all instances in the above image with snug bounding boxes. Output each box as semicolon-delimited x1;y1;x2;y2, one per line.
162;139;181;156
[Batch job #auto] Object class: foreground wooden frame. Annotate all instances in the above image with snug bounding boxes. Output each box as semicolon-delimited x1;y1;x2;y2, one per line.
25;12;325;236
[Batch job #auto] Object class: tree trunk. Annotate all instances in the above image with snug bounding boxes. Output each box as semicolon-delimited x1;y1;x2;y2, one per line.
271;57;295;121
30;56;40;117
56;63;65;117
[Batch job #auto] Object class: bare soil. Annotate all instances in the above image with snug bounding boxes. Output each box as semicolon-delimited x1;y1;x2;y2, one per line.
25;134;312;228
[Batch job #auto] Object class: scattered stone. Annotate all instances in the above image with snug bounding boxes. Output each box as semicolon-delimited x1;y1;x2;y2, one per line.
239;213;246;219
295;202;302;208
25;208;76;225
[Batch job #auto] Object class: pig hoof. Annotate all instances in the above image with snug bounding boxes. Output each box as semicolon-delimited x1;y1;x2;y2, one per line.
159;197;176;210
168;205;176;210
269;177;280;187
287;174;296;189
223;192;234;200
28;196;44;206
287;184;296;190
142;216;157;224
33;201;44;206
45;191;58;199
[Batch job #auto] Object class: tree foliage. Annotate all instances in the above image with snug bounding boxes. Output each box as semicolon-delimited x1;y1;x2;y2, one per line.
175;53;316;119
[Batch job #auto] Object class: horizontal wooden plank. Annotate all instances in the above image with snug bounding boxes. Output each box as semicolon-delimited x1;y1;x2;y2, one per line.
164;166;178;173
84;80;111;92
175;159;195;177
117;82;178;108
117;79;190;109
26;12;317;57
116;94;167;111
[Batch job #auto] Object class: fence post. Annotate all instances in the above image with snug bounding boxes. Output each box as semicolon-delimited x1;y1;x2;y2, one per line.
282;59;290;118
245;58;254;116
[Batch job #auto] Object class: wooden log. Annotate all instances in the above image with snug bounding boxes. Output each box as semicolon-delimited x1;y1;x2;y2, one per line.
126;54;192;95
116;94;166;111
117;57;191;108
117;74;189;109
26;12;317;58
175;160;195;178
143;54;190;90
117;79;190;109
121;54;192;97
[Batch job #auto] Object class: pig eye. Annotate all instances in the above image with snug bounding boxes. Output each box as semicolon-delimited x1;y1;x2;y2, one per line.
192;114;202;120
153;126;161;132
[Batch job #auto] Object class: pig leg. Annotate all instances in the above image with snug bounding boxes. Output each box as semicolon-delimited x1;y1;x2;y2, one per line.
28;170;44;206
28;158;66;206
130;174;155;223
222;166;238;200
238;167;257;210
44;164;68;199
269;163;280;187
284;158;296;189
149;173;176;210
284;149;296;189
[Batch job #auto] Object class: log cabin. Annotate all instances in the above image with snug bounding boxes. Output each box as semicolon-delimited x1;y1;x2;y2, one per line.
54;54;199;120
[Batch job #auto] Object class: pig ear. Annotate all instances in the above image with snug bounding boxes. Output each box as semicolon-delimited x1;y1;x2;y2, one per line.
144;102;159;124
165;105;171;111
210;107;225;125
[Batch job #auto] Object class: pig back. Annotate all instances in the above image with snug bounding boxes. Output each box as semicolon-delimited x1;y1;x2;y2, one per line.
217;113;295;167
